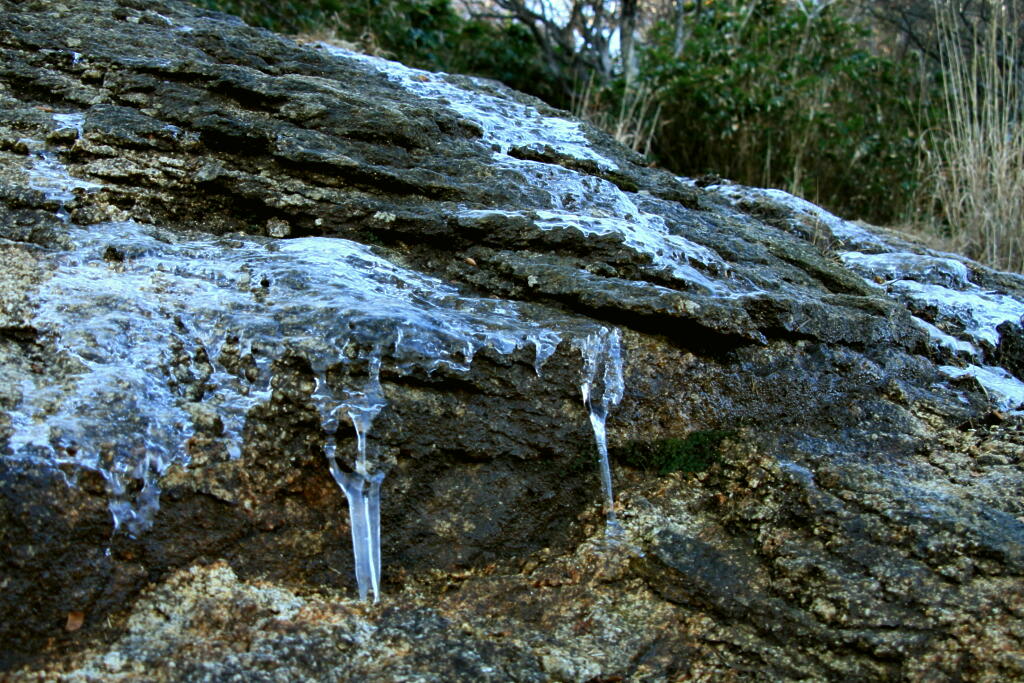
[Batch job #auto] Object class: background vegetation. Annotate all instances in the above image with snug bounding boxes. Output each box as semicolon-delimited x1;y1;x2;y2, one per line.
195;0;1024;271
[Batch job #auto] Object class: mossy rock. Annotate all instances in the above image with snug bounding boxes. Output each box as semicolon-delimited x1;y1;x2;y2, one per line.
615;430;734;475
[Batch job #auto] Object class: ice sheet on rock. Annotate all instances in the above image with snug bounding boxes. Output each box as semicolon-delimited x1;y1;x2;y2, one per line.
912;317;979;359
318;44;617;171
837;248;1024;351
52;112;85;138
534;209;731;294
940;364;1024;412
9;220;571;534
840;252;971;290
19;137;102;206
887;280;1024;348
707;183;889;250
317;46;761;300
459;158;751;297
684;182;1024;416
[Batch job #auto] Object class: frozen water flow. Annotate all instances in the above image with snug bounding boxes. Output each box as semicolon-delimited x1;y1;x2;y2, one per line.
529;333;560;374
574;328;625;537
887;280;1024;349
13;74;641;601
703;181;1024;417
12;216;625;599
52;112;85;138
705;183;889;250
319;45;755;298
841;252;971;289
940;365;1024;412
839;250;1024;353
458;160;746;297
912;317;980;359
320;350;387;602
319;44;616;171
835;228;1024;403
19;137;102;210
533;208;731;293
342;351;386;474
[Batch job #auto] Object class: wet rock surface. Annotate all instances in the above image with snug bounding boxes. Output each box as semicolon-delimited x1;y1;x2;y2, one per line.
1;0;1023;679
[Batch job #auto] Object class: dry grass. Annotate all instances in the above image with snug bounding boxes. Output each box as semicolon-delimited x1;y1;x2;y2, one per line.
572;74;663;158
914;0;1024;271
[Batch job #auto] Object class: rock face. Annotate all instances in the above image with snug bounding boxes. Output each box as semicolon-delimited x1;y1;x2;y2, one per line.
2;0;1024;679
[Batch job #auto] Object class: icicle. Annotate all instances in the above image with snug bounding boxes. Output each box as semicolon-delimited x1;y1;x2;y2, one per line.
103;465;133;534
128;451;163;536
344;351;386;475
574;328;625;536
327;463;385;602
529;331;560;376
102;449;166;537
323;348;387;602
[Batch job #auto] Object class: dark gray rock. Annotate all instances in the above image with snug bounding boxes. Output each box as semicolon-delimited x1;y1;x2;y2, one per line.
1;0;1023;680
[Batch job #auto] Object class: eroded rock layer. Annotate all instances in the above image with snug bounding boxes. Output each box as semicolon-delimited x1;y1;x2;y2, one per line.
1;0;1023;679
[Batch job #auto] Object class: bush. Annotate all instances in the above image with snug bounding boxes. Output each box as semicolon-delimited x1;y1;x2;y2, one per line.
628;0;926;224
195;0;558;104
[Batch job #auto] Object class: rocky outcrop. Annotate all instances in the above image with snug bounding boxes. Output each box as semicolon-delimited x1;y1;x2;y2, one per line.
2;0;1023;679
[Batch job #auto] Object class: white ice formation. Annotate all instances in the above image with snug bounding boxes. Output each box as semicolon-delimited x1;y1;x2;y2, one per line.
319;44;748;299
705;182;1024;413
9;215;623;598
574;328;625;536
10;111;631;601
324;46;617;170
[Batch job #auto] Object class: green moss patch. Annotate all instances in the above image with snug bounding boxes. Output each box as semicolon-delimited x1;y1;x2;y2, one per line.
616;430;733;475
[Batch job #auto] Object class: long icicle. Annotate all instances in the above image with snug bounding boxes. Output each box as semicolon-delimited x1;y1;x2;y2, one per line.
576;328;625;536
324;348;387;602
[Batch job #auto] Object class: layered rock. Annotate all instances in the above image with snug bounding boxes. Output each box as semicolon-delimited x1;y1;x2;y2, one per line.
1;0;1023;679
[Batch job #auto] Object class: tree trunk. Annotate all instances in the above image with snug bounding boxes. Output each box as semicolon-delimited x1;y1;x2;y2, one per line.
620;0;639;83
673;0;687;57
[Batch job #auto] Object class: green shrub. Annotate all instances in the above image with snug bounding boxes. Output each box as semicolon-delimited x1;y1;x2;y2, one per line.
630;0;926;224
195;0;558;104
194;0;343;34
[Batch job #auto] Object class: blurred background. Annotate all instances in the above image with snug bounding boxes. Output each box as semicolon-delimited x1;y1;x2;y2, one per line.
193;0;1024;272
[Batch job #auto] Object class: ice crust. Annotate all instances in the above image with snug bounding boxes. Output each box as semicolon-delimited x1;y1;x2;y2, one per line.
9;216;626;596
838;250;1024;351
11;122;628;602
8;218;604;580
318;45;757;299
911;317;979;359
841;252;971;290
706;184;889;250
10;96;638;602
454;161;745;296
709;182;1024;413
21;136;101;208
939;365;1024;412
320;44;617;170
841;244;1024;410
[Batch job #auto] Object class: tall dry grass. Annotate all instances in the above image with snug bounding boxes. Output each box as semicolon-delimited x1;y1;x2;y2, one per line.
572;74;663;158
918;0;1024;271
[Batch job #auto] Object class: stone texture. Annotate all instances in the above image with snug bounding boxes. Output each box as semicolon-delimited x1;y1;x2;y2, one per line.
1;0;1023;679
